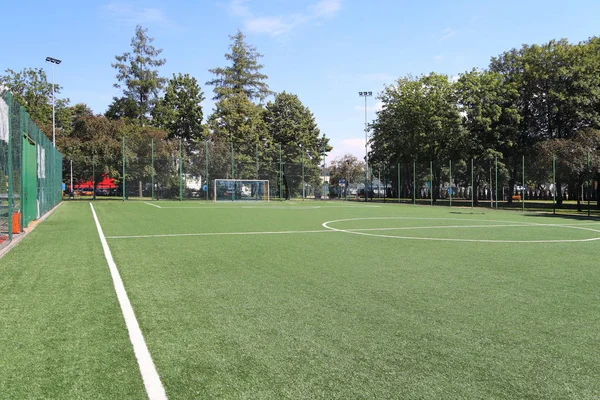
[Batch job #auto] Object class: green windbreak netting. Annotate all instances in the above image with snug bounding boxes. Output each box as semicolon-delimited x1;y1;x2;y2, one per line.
0;91;62;250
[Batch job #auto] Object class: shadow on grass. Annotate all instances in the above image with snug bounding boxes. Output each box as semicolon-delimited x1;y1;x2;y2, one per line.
524;212;600;222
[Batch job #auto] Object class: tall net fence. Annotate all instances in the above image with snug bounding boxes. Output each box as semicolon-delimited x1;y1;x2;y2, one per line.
98;138;328;202
378;155;598;213
66;133;598;214
0;92;63;250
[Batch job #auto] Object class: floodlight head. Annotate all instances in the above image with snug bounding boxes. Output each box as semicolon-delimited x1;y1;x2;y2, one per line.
45;57;62;65
358;91;373;97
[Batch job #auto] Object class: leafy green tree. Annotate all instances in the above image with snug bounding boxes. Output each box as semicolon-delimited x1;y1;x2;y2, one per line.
264;91;331;198
207;30;273;102
0;67;70;140
535;128;600;211
371;73;463;201
455;69;520;203
207;92;268;179
65;115;124;192
110;25;166;124
490;38;600;204
328;154;365;197
152;73;204;143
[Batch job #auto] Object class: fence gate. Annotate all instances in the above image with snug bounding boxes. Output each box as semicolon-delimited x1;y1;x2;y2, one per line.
22;134;37;228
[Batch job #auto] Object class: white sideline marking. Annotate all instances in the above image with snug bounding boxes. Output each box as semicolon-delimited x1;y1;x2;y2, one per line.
144;202;162;208
90;203;167;400
106;229;334;239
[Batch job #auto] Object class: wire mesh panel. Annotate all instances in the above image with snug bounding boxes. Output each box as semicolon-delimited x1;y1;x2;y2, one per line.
0;91;62;249
214;179;269;201
525;152;555;211
0;93;9;243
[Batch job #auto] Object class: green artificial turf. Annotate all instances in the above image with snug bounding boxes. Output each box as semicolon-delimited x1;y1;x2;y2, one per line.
3;200;600;399
0;202;146;400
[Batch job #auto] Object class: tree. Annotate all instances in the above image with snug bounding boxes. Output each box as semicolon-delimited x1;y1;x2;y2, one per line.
264;91;331;198
207;92;268;179
535;128;600;211
207;30;273;102
455;69;520;204
0;67;70;140
328;154;365;197
65;115;124;193
370;73;463;201
490;38;600;204
110;25;166;124
152;73;204;143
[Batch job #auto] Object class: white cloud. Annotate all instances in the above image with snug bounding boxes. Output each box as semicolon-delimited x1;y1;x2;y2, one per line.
228;0;251;17
245;16;295;36
363;73;395;81
353;101;383;113
311;0;342;17
328;137;366;161
227;0;343;37
105;2;178;29
441;27;456;40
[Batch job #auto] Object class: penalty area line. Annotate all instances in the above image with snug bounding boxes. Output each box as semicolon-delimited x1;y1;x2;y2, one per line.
90;203;167;400
144;202;162;208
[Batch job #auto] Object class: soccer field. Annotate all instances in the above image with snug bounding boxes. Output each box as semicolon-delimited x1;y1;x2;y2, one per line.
1;200;600;399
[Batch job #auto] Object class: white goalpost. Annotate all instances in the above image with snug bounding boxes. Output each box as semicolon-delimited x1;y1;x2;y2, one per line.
213;179;270;202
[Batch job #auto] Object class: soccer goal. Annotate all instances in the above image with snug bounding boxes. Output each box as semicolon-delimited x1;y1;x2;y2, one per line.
213;179;270;202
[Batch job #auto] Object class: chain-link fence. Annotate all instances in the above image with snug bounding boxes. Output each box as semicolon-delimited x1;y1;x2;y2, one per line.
374;155;598;213
62;132;599;214
84;138;329;202
0;91;63;250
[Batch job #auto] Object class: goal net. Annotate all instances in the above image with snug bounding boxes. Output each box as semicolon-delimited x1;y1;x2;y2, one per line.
214;179;270;202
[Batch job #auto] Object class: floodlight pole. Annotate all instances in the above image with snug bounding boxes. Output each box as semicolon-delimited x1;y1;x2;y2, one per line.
471;158;474;208
359;91;372;201
495;156;498;209
151;138;154;200
397;162;400;203
122;136;125;201
587;150;591;217
45;57;61;147
179;138;183;202
430;160;433;206
449;160;452;207
300;143;305;200
413;161;416;205
552;153;556;215
70;159;73;198
205;140;209;201
522;155;525;212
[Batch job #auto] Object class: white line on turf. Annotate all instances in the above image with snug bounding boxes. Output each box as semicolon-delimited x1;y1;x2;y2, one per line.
144;205;381;209
144;202;162;208
90;203;167;400
106;229;335;239
322;217;600;243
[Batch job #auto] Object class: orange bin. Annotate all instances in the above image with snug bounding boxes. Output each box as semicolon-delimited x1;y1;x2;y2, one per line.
12;212;21;234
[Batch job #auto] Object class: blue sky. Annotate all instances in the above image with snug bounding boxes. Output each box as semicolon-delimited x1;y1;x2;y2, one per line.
2;0;600;160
